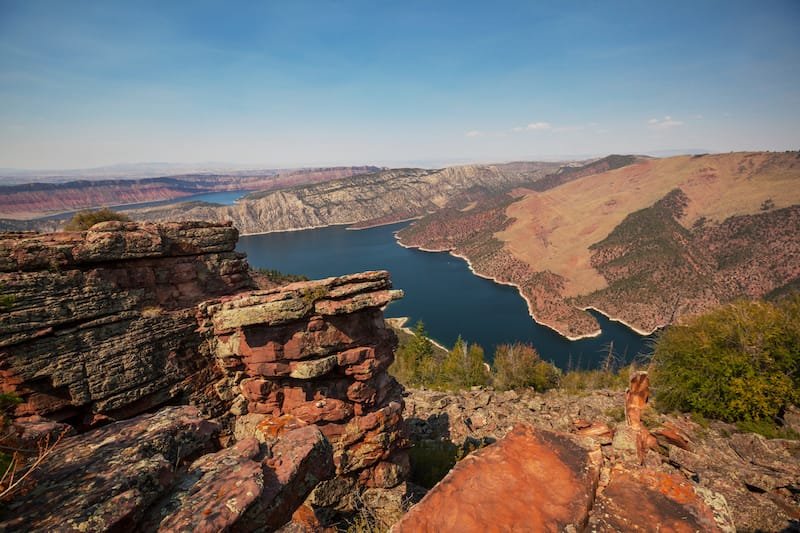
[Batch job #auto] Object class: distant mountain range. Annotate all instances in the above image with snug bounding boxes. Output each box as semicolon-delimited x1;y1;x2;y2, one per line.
0;167;380;219
0;162;278;184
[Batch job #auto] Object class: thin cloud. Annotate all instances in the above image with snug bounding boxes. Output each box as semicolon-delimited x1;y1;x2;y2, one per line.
465;130;481;137
648;116;684;129
511;121;552;133
526;121;551;130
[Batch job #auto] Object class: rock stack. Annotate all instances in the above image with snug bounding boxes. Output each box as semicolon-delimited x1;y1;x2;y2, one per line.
197;270;410;502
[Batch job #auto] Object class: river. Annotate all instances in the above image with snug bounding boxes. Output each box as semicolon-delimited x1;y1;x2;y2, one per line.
237;222;654;370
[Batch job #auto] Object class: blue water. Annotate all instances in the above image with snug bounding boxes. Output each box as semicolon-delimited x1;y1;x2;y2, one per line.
37;190;248;220
238;222;654;370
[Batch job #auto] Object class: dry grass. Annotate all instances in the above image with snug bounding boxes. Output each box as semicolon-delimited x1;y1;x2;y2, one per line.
495;152;800;297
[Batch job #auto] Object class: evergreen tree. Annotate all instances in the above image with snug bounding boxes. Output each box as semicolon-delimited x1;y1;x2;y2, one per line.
394;321;436;385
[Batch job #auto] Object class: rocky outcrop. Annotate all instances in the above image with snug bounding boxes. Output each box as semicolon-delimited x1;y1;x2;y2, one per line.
132;162;560;234
0;221;253;425
589;467;730;532
0;223;412;529
0;405;334;532
403;384;797;531
197;271;411;515
393;424;603;532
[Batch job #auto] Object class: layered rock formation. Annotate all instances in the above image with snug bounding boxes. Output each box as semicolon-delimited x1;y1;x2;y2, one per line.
0;221;252;424
197;271;411;510
0;166;379;220
1;406;334;531
0;222;410;530
130;162;560;234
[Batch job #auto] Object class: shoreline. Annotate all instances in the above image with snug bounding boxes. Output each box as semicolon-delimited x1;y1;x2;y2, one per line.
240;217;414;237
240;217;655;343
580;306;659;336
385;316;450;352
394;234;614;342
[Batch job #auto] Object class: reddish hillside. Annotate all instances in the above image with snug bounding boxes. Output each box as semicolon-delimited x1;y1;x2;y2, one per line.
400;151;800;337
0;166;379;219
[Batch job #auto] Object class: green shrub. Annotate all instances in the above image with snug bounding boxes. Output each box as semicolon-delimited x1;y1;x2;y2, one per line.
652;296;800;423
391;321;437;386
252;268;309;284
492;343;561;391
390;324;490;389
442;337;489;388
0;284;13;313
64;207;131;231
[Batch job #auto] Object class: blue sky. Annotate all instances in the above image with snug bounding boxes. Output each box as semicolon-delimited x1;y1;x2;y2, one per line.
1;0;798;169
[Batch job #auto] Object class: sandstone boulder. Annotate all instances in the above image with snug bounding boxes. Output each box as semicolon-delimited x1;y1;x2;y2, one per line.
589;467;733;532
392;424;602;532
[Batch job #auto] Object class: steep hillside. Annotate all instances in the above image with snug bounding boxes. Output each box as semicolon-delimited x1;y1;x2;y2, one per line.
493;151;800;335
527;154;648;192
398;151;800;337
131;162;561;234
0;166;379;219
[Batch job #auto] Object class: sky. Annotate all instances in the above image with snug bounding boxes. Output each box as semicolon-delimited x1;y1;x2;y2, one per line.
0;0;799;170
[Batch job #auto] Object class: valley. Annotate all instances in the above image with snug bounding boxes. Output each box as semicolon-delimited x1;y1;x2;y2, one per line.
399;151;800;337
3;151;798;341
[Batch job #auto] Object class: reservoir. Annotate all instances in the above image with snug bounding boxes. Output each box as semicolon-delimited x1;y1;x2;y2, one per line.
238;222;654;370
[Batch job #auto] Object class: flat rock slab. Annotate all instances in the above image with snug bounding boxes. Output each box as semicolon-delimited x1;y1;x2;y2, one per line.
392;424;602;532
590;467;729;532
0;406;219;532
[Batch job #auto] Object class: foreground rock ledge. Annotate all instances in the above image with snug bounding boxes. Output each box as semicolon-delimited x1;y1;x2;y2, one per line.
392;424;603;532
0;406;334;532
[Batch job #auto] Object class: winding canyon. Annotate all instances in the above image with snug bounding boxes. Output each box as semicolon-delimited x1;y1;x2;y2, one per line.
3;151;799;339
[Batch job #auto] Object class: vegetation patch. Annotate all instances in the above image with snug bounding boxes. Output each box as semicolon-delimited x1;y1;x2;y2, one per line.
64;207;131;231
252;267;309;285
390;322;562;392
652;296;800;425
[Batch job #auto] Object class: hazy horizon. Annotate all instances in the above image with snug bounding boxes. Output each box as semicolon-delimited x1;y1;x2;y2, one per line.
1;1;798;170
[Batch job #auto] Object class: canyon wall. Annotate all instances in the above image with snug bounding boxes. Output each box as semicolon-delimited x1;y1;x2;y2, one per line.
0;222;410;529
0;221;253;425
0;166;379;219
131;162;561;234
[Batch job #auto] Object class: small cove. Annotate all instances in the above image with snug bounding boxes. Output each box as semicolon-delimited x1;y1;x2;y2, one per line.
237;222;654;370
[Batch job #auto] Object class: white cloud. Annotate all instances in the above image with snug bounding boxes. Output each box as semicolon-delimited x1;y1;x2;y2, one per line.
648;116;684;129
465;130;481;137
526;121;551;130
510;121;552;133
